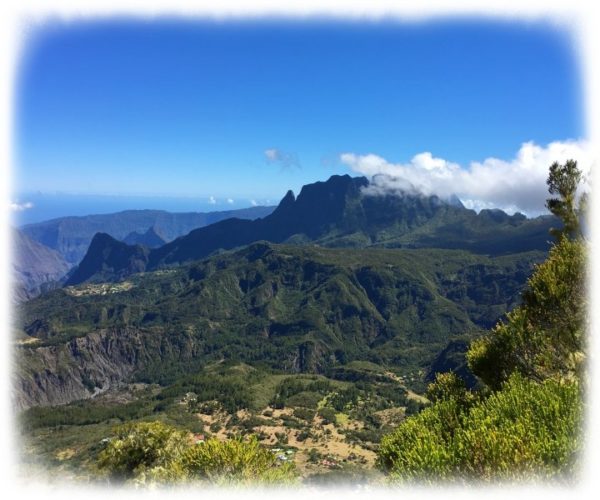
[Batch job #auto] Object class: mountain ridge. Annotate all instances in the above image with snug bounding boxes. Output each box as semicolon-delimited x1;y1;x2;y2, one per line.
67;175;558;286
21;205;276;265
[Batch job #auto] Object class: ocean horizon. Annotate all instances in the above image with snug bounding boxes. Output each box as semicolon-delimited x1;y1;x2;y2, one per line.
12;192;273;226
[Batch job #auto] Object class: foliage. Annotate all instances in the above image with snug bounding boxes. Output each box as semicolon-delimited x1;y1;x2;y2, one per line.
96;421;296;486
378;161;587;483
21;398;153;430
270;377;332;408
317;407;337;425
293;407;316;422
96;421;190;482
176;436;297;485
467;237;586;388
425;372;473;405
378;373;582;483
158;372;253;413
546;159;586;240
19;243;544;400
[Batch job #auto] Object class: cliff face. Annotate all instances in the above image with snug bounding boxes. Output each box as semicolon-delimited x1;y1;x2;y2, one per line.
14;327;197;410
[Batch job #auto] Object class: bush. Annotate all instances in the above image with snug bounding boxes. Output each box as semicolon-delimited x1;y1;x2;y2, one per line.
97;421;297;486
377;374;582;483
317;407;337;425
404;399;425;416
425;372;468;404
97;421;189;482
178;436;297;485
293;407;316;422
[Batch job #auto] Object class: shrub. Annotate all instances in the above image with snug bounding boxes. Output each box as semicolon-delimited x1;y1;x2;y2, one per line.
293;407;316;422
177;436;297;485
97;421;297;486
317;407;337;425
377;374;582;483
97;421;189;482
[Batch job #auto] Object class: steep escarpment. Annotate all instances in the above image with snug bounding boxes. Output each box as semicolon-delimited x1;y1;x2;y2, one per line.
14;326;201;410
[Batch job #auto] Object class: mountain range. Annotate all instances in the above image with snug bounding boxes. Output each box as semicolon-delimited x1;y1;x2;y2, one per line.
66;174;557;286
20;205;276;266
14;174;560;411
13;205;275;299
122;226;167;248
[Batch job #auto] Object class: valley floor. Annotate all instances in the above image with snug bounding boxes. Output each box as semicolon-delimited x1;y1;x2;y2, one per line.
18;366;425;485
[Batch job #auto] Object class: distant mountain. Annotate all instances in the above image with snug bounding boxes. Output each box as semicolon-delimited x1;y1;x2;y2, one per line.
122;226;167;248
67;175;558;286
20;205;275;265
11;228;71;301
16;242;544;408
65;233;150;286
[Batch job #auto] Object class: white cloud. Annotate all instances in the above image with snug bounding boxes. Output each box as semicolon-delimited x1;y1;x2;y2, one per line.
250;199;258;206
264;149;278;161
9;201;34;212
227;198;234;204
340;140;592;215
264;148;300;169
208;196;216;205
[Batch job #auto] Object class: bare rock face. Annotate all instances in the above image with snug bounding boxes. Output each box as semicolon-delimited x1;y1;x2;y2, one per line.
13;326;196;410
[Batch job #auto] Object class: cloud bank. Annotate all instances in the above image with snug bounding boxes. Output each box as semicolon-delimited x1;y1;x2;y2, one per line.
9;201;34;212
264;148;301;170
340;140;592;215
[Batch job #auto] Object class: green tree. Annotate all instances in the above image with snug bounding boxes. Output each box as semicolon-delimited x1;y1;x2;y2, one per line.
467;237;586;388
546;159;586;240
425;372;472;405
467;159;587;388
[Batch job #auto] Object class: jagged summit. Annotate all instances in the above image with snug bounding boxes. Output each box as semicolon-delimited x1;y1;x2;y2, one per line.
123;225;167;248
448;194;465;209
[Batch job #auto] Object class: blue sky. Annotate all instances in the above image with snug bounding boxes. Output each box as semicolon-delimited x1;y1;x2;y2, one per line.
14;18;583;215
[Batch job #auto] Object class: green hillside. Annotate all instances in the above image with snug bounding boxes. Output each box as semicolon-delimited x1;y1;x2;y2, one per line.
16;242;544;409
